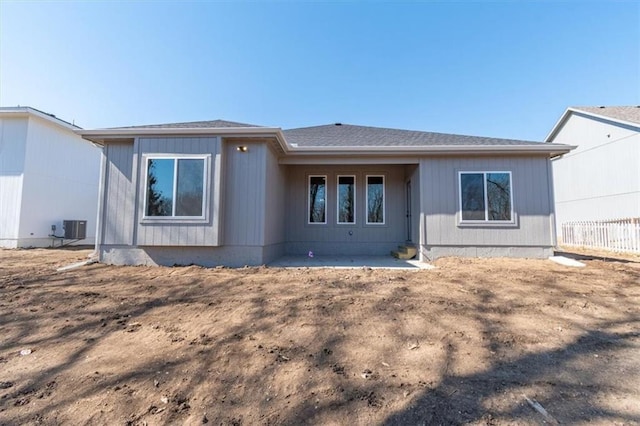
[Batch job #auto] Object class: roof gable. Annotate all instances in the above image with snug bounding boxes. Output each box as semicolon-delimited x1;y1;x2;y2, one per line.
0;106;81;130
546;106;640;142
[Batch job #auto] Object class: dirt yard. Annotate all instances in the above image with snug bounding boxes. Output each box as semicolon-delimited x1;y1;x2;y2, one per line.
1;249;639;425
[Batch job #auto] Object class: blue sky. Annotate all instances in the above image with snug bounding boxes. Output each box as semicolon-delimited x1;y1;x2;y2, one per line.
1;0;638;141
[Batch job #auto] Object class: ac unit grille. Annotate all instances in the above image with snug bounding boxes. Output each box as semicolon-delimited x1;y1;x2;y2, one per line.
63;220;87;240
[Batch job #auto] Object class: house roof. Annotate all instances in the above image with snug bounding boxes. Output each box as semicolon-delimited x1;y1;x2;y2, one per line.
284;123;544;147
111;119;262;129
571;106;640;125
546;106;640;142
77;119;574;158
0;106;81;130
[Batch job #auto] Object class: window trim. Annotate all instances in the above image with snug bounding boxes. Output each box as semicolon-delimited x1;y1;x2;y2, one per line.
307;174;327;225
365;174;386;225
336;174;356;225
142;154;210;222
458;171;514;224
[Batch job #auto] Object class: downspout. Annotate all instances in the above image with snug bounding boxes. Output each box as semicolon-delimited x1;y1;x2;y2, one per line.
92;143;107;259
547;156;558;249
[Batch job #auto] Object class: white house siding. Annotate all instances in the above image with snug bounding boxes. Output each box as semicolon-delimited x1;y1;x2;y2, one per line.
0;117;28;247
285;164;407;256
420;155;555;260
550;113;640;231
18;116;100;247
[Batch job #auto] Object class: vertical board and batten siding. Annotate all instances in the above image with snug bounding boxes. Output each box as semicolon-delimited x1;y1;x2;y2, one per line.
223;141;267;246
263;145;287;247
421;156;553;247
285;164;406;255
551;113;640;229
135;137;222;246
101;142;135;245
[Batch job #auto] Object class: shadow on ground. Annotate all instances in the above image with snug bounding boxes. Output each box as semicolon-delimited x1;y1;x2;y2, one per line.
1;249;638;424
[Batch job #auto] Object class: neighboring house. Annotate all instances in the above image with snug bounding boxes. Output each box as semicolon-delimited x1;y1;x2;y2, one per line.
546;106;640;234
78;121;572;267
0;107;101;248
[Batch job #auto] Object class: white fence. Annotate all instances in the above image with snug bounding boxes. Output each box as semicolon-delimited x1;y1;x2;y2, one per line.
561;218;640;253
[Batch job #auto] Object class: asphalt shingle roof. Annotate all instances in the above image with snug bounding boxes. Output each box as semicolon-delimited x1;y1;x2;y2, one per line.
572;106;640;125
111;119;262;129
283;123;544;147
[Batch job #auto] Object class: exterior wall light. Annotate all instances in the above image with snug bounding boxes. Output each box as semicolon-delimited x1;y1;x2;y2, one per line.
237;146;248;153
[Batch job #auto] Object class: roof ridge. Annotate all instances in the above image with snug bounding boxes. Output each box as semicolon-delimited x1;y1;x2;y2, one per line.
284;122;538;144
109;118;264;129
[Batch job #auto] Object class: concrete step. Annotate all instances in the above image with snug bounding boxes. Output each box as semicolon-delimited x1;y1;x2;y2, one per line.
397;245;417;257
391;244;417;260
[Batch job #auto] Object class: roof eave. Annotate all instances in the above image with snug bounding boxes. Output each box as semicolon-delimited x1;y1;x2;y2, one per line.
76;127;290;152
0;107;81;131
545;107;574;142
286;144;575;157
546;107;640;142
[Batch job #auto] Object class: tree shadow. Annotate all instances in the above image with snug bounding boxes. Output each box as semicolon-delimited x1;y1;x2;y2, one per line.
1;254;639;425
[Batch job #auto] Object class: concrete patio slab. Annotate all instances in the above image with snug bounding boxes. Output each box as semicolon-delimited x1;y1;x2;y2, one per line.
268;255;434;270
549;255;586;267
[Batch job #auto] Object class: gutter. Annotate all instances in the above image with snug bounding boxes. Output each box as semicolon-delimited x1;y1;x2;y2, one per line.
283;144;575;157
75;127;290;153
76;128;573;158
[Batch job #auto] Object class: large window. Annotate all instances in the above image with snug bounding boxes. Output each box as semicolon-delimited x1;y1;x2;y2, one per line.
459;171;512;222
366;175;385;224
145;156;207;218
308;175;326;224
337;175;355;224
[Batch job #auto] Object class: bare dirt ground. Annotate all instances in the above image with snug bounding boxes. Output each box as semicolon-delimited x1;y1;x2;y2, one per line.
1;248;639;425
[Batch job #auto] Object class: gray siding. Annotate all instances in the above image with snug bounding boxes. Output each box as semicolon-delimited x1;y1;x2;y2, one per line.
223;141;266;246
420;155;554;256
263;145;287;260
102;143;135;245
100;138;285;266
285;165;406;255
135;137;222;246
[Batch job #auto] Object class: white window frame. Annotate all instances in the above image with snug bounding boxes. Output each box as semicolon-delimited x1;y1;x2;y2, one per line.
142;154;210;222
308;174;327;225
365;174;385;225
458;171;514;224
337;175;356;225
